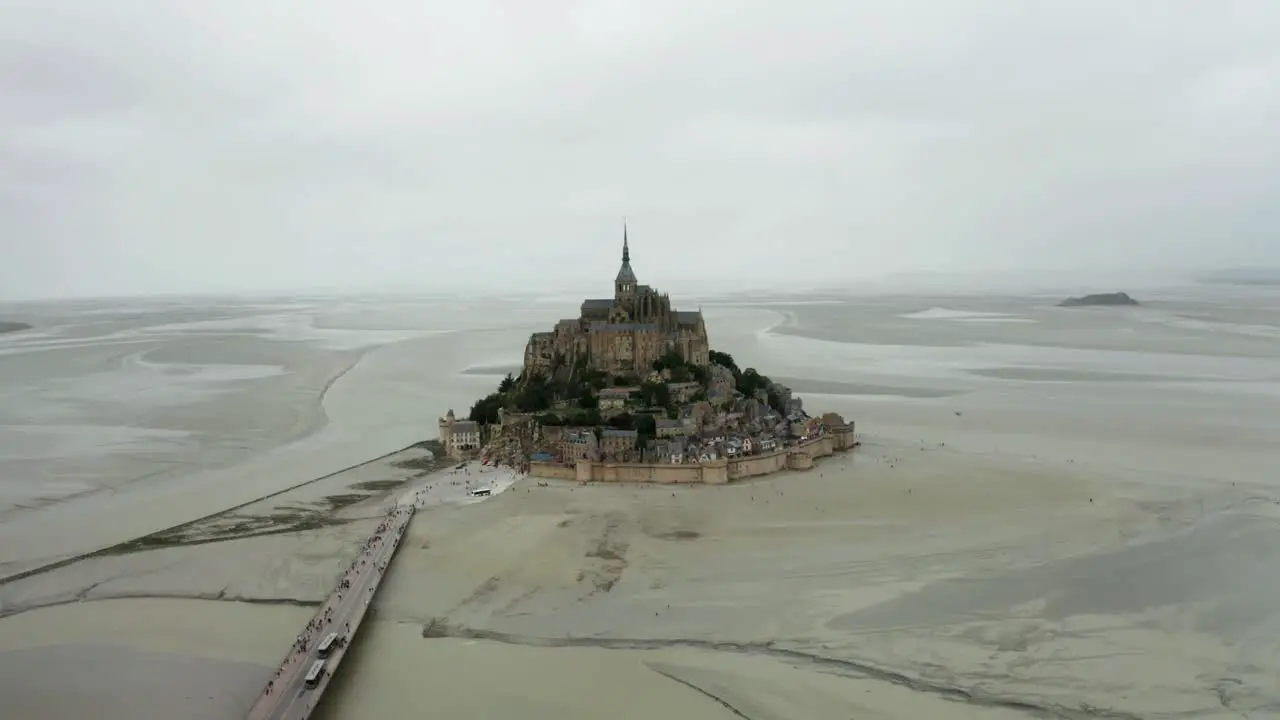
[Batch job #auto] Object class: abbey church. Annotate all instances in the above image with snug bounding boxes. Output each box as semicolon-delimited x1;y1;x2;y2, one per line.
523;228;710;378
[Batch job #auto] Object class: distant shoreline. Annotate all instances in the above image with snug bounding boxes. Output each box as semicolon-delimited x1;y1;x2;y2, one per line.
0;322;32;335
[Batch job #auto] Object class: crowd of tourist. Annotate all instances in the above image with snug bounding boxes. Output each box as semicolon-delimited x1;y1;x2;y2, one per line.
257;503;413;704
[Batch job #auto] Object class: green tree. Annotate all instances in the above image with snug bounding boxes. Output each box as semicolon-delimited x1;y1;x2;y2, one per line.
709;350;740;377
607;412;635;431
498;373;516;393
514;380;553;412
736;368;771;397
688;365;709;385
634;413;657;438
634;381;671;407
652;348;685;373
578;392;599;409
468;393;505;425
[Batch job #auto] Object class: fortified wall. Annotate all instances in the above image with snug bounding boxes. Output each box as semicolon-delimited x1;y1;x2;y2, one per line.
529;423;856;485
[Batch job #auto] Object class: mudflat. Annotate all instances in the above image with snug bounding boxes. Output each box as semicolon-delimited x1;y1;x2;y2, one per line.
1;289;1278;719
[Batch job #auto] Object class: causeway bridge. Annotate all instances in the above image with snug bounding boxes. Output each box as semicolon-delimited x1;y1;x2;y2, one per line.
246;503;414;720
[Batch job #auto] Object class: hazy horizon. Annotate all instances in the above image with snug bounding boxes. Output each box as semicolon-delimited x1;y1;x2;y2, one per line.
4;1;1280;301
2;266;1275;307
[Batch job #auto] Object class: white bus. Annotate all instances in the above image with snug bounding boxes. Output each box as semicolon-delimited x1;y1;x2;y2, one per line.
304;660;326;689
317;632;339;658
467;487;491;497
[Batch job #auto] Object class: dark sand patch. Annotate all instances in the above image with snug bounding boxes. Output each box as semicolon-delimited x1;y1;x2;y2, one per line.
772;377;962;399
352;479;409;492
94;510;351;555
393;455;447;472
968;367;1201;383
0;321;32;334
460;364;521;376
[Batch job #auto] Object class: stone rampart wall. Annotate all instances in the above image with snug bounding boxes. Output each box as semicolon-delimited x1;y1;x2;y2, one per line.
727;449;788;480
528;427;856;485
528;462;576;480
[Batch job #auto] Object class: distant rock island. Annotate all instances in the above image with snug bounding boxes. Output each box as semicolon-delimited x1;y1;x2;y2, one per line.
1058;292;1140;307
438;227;858;484
0;321;32;334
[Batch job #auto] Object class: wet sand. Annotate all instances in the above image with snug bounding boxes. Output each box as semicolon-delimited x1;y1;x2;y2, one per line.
1;290;1279;719
0;321;31;334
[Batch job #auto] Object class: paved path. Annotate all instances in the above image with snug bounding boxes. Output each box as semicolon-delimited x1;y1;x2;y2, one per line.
246;503;414;720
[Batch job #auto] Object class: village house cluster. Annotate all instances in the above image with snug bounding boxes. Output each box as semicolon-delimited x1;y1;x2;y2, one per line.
532;368;834;465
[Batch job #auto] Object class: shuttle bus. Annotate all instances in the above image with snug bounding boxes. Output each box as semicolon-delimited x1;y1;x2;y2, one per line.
304;660;326;689
317;632;339;658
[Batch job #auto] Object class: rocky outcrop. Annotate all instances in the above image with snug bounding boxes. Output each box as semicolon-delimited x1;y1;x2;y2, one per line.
1058;292;1139;307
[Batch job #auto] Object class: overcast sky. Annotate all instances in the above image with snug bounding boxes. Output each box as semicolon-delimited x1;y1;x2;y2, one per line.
2;1;1279;300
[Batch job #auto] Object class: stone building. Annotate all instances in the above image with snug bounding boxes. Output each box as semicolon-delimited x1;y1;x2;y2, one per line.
524;227;711;379
667;381;702;403
559;428;599;462
598;386;637;412
438;409;480;459
655;417;688;438
600;428;638;460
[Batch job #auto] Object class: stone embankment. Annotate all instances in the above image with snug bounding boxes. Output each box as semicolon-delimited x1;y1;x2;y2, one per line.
530;425;857;485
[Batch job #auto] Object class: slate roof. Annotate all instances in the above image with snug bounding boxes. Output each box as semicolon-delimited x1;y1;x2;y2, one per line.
588;323;657;333
675;310;701;326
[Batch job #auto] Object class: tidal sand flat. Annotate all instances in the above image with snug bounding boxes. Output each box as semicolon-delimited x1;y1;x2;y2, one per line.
1;290;1278;719
0;599;310;720
332;437;1180;718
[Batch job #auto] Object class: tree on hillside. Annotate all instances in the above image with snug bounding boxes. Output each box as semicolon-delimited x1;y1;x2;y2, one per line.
688;364;709;385
468;393;505;425
652;348;685;373
635;413;657;438
737;368;771;396
514;379;553;412
633;381;671;408
607;412;635;431
498;373;516;393
709;350;740;378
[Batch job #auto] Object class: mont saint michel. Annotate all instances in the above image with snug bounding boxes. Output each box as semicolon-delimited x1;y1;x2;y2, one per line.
441;229;856;483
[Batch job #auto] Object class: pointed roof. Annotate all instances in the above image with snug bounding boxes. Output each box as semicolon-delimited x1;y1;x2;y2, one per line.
615;222;637;284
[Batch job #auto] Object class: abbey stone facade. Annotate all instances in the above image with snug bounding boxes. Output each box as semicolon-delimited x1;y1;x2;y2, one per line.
523;229;710;378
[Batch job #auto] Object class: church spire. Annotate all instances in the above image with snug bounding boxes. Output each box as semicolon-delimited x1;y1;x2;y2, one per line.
615;218;637;289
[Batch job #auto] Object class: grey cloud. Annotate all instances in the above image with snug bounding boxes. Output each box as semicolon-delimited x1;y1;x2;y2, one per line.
2;0;1280;299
